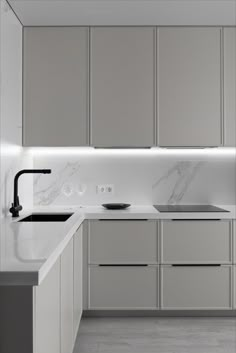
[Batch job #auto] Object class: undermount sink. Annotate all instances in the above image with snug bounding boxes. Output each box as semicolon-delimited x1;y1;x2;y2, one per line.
18;213;73;222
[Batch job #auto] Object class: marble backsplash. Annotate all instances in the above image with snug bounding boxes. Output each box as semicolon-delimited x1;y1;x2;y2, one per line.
32;150;236;207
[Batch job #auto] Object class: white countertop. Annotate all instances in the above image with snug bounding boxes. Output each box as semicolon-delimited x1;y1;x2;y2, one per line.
0;205;235;286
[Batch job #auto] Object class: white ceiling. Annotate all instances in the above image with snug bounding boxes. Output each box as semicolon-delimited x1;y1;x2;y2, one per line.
8;0;236;26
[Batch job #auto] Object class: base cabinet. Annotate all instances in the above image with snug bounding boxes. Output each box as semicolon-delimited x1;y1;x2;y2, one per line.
61;239;74;353
85;219;235;313
0;224;84;353
161;266;232;310
73;225;83;340
89;266;158;309
34;259;60;353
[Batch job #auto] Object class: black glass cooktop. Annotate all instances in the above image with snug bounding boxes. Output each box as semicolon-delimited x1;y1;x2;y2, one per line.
154;205;229;213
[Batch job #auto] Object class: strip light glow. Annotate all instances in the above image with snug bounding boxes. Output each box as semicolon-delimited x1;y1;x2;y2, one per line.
28;147;236;157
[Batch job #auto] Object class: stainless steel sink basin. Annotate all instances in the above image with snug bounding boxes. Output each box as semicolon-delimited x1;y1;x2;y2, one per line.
18;213;73;222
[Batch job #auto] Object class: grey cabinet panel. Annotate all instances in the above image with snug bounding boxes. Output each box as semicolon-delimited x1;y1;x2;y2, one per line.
161;220;232;264
233;220;236;264
90;27;155;147
224;27;236;147
89;220;158;264
24;27;89;146
157;27;221;147
89;266;158;309
73;226;83;341
61;239;74;353
35;259;60;353
234;266;236;309
161;266;232;310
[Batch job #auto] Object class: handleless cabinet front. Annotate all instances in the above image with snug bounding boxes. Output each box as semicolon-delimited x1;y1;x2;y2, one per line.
24;27;89;146
34;259;60;353
161;265;232;310
61;239;74;353
73;225;83;341
90;27;155;147
89;266;158;309
89;220;158;264
224;27;236;147
161;220;232;264
157;27;221;147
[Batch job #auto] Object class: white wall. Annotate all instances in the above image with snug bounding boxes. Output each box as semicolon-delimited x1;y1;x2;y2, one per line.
32;149;236;207
0;0;33;223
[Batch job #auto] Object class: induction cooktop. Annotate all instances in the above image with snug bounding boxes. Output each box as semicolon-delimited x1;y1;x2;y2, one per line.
154;205;229;213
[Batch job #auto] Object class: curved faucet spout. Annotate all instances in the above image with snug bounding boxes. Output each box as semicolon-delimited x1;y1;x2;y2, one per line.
9;169;51;218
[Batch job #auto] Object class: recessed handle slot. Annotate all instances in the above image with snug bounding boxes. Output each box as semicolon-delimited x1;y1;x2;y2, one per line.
171;264;222;267
99;264;149;267
171;219;221;221
98;219;148;221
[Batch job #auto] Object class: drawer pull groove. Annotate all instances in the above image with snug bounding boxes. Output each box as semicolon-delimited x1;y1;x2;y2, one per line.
171;264;222;267
98;264;149;267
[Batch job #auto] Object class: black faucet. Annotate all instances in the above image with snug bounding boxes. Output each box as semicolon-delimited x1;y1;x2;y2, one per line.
9;169;51;217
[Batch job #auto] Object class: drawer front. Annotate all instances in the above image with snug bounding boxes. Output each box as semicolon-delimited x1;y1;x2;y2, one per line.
161;220;232;264
89;266;158;309
161;266;232;310
233;221;236;264
89;220;157;264
234;266;236;309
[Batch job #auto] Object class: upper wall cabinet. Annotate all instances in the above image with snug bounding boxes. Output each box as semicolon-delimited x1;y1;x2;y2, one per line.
23;27;89;146
90;27;155;147
224;27;236;147
157;27;222;147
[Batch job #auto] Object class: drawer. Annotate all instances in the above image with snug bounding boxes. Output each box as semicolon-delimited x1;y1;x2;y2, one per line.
233;221;236;264
89;266;158;309
161;220;232;264
234;266;236;309
89;220;157;264
161;265;232;310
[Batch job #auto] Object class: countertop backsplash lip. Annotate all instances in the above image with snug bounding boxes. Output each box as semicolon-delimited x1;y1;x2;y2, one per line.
0;204;235;286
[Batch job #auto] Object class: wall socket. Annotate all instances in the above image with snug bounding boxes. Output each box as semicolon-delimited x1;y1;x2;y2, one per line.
97;184;114;194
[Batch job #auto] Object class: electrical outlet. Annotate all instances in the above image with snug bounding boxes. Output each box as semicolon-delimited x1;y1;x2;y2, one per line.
97;184;114;194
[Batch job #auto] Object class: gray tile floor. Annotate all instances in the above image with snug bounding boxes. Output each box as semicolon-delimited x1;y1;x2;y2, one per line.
73;317;236;353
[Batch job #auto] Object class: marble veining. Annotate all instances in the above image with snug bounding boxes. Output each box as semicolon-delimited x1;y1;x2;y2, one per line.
34;161;80;206
152;161;205;204
33;155;236;206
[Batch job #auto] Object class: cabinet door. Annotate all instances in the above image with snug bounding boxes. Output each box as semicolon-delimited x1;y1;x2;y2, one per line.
89;220;158;264
35;259;60;353
233;220;236;264
161;220;232;264
89;266;158;309
161;265;232;310
24;27;89;146
90;27;155;147
73;226;83;341
61;239;74;353
224;27;236;146
157;27;221;147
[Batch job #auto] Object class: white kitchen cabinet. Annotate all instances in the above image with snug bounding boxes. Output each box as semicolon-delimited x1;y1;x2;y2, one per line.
89;266;158;309
61;239;74;353
161;265;232;310
157;27;222;147
34;259;60;353
73;225;83;341
161;220;232;264
23;27;89;146
89;220;158;264
90;27;155;147
224;27;236;147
